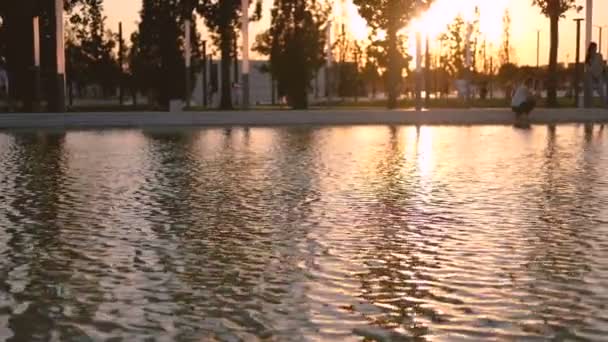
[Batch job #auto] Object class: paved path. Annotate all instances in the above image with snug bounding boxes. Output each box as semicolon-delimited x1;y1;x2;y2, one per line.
1;108;607;129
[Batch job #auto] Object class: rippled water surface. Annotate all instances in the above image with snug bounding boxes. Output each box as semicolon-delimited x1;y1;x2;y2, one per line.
1;125;608;341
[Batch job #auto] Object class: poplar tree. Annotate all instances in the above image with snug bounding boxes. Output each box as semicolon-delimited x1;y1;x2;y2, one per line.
352;0;432;109
532;0;581;106
197;0;262;109
253;0;328;109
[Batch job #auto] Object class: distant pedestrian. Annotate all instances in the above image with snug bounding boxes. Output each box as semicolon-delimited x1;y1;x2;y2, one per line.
511;78;536;118
0;58;9;110
585;42;607;106
232;82;241;107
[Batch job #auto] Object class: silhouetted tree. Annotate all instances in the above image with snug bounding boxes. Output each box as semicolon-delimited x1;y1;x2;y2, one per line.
532;0;581;107
499;9;514;66
439;15;466;78
197;0;262;110
253;0;328;109
353;0;432;109
131;0;201;108
66;0;120;97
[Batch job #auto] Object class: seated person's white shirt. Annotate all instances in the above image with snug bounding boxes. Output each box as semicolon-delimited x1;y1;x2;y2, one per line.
511;85;530;107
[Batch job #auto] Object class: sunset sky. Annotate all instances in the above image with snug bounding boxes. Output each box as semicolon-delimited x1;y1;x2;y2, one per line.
104;0;608;66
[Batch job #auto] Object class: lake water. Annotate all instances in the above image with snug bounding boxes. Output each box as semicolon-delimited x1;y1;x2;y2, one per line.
1;125;608;341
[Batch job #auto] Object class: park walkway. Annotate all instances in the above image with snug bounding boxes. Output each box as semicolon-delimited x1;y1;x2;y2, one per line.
1;108;608;129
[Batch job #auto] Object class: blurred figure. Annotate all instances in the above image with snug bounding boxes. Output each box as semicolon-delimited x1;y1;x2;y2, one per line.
585;42;607;106
0;58;9;110
511;77;536;118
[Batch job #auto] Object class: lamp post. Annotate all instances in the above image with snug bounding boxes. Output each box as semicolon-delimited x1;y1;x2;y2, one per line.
53;0;66;112
118;22;124;106
184;18;191;108
425;35;430;106
583;0;592;107
574;18;584;108
585;0;593;49
241;0;250;109
536;30;540;69
415;31;422;110
202;40;208;108
594;25;608;56
33;16;41;112
326;20;332;104
415;0;422;110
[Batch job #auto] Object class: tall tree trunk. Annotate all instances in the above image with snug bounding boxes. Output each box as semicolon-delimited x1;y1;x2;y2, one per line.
219;26;233;110
386;25;399;109
547;14;559;107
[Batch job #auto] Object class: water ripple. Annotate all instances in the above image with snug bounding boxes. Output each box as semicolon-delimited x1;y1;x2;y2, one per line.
0;125;607;341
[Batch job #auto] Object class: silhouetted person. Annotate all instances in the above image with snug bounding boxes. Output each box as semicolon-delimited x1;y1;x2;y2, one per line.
585;42;607;107
0;58;9;111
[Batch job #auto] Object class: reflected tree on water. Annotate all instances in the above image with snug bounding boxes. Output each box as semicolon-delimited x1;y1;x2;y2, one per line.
3;133;107;341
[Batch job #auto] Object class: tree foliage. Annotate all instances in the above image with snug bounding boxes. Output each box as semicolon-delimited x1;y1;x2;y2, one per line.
439;15;465;78
353;0;432;108
197;0;262;109
131;0;201;108
531;0;581;106
499;9;514;66
438;11;482;78
66;0;120;97
253;0;328;109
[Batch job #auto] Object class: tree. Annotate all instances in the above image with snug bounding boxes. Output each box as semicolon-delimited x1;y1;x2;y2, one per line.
66;0;120;97
353;0;432;109
439;15;466;78
132;0;201;108
253;0;328;109
499;9;514;66
197;0;261;110
532;0;581;107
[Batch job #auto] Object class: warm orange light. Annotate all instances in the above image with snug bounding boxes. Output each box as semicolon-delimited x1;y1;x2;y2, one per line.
343;0;509;61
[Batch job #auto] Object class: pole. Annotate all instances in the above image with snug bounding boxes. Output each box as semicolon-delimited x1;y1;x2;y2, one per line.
584;0;592;107
599;27;603;56
489;56;493;99
184;19;191;108
425;35;430;106
326;20;332;103
233;38;238;84
118;22;124;106
574;18;583;107
54;0;66;112
586;0;593;49
32;16;41;112
354;43;360;103
415;31;422;110
241;0;250;109
202;40;208;108
465;23;473;106
536;30;540;69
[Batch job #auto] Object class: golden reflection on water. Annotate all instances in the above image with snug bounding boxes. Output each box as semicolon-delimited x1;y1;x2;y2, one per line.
0;125;608;341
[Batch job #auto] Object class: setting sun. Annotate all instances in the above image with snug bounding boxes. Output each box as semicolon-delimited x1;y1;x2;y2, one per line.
339;0;510;60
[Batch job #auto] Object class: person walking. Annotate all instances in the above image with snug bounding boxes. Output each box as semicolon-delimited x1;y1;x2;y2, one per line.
585;42;607;107
0;58;9;111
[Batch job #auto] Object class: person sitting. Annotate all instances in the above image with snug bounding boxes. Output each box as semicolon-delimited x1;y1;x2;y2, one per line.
511;78;536;117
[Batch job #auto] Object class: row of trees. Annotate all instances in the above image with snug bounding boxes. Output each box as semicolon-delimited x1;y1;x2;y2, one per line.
61;0;434;110
0;0;585;110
